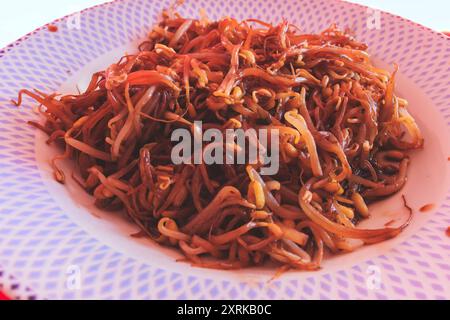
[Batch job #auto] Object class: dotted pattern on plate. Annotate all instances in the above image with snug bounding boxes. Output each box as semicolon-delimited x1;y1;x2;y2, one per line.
0;0;449;299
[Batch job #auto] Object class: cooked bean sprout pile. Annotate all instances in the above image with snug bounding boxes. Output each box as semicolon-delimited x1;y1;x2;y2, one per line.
15;10;423;270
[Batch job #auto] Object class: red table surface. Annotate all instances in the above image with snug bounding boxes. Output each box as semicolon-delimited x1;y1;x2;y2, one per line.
0;291;10;300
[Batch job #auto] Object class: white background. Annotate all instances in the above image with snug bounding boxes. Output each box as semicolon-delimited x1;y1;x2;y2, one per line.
0;0;448;48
